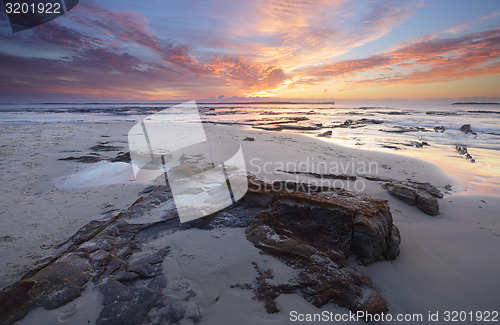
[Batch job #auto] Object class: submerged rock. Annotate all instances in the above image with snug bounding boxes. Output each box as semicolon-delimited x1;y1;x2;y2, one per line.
379;125;430;133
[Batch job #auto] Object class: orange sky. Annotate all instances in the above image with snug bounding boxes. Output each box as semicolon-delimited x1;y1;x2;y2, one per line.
0;0;499;102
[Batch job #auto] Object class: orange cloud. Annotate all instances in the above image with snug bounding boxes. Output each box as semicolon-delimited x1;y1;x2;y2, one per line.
292;27;500;90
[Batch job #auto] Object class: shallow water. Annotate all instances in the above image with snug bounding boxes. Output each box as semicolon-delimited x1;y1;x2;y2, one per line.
1;102;499;195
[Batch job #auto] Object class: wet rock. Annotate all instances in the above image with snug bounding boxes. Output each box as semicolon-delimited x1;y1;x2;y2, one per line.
317;130;333;137
163;297;187;323
97;280;159;309
279;124;323;131
379;126;429;133
242;180;400;314
96;301;151;325
109;152;131;163
0;280;36;319
112;271;139;282
89;145;123;152
2;177;403;323
333;118;383;129
128;258;162;278
426;111;457;115
90;250;112;267
41;283;81;310
460;124;477;135
147;276;167;290
455;145;476;163
382;144;402;150
59;155;101;163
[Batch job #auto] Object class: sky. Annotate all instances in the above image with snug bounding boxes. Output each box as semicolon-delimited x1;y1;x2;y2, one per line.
0;0;499;102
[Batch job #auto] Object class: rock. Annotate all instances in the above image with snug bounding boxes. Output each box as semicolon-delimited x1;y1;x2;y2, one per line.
160;297;186;323
243;137;255;141
89;145;123;152
278;124;323;131
0;280;36;319
382;182;441;215
379;126;429;133
96;301;151;325
434;126;446;132
415;191;440;216
128;258;162;278
426;111;457;115
147;276;167;290
59;155;101;163
333;119;383;129
90;250;112;267
242;179;400;314
110;152;131;163
42;283;82;310
383;183;417;205
460;124;477;135
455;145;476;162
112;271;139;282
97;280;159;309
317;130;332;137
2;177;402;323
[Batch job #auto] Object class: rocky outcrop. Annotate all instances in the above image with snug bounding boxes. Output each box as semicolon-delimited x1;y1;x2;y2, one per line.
333;118;383;129
460;124;477;135
0;177;401;324
456;145;476;163
242;179;400;314
382;181;443;215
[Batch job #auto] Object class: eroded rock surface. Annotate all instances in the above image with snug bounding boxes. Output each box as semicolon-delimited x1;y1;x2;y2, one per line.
0;177;401;324
382;181;443;215
242;179;400;314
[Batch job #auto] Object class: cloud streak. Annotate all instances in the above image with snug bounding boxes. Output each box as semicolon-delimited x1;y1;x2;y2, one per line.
292;28;500;90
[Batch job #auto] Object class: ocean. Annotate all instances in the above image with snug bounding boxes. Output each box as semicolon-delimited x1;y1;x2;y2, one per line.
1;102;499;195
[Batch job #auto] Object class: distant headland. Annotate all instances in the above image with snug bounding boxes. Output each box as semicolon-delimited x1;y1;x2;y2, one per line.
451;102;500;105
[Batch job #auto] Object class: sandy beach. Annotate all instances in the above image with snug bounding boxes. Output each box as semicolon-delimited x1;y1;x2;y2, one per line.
1;118;498;324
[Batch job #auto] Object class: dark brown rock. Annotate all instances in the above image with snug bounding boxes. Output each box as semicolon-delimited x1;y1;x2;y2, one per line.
382;181;441;216
242;179;400;314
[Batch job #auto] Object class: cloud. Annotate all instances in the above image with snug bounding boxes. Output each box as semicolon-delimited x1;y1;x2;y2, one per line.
292;28;500;89
0;0;498;100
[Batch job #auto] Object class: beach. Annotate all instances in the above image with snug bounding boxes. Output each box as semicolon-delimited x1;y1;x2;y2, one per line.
0;106;499;324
